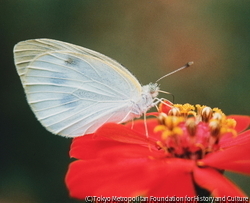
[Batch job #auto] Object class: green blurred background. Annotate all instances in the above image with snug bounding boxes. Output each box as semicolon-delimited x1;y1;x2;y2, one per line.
1;0;250;202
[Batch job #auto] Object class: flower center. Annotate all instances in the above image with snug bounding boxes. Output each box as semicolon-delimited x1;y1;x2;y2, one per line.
154;103;237;160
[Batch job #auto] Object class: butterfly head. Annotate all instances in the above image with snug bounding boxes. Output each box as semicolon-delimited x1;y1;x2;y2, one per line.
142;82;159;98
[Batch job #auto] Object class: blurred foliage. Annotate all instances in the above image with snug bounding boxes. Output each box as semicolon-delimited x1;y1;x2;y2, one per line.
1;0;250;202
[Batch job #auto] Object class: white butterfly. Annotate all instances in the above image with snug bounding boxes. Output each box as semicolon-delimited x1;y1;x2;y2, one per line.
14;39;165;137
14;39;192;137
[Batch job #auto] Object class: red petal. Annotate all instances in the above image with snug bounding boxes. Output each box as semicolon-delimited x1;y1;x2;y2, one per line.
69;125;163;160
227;115;250;133
125;118;162;140
159;100;173;114
65;158;195;199
200;141;250;175
70;136;124;160
220;130;250;148
95;122;158;145
148;159;196;197
193;167;247;197
146;112;160;117
70;138;163;161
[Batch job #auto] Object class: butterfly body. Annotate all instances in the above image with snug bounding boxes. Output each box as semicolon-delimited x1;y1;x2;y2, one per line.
14;39;159;137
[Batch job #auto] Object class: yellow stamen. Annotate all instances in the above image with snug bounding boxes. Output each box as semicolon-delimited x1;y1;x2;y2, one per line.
212;107;224;115
156;103;239;159
161;128;183;139
196;104;207;115
154;125;166;133
172;127;183;136
225;118;236;128
220;127;237;137
174;103;195;117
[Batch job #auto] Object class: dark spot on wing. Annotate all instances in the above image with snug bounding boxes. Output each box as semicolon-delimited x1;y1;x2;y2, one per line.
65;57;78;66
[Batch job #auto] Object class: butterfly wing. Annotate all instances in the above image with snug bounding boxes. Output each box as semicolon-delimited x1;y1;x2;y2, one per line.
14;39;142;137
14;39;140;87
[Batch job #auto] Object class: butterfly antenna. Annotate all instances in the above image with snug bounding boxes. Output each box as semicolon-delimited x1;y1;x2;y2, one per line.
158;90;175;103
155;61;194;83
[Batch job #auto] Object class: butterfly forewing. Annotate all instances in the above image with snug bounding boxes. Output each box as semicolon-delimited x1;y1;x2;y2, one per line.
14;39;142;137
14;39;141;89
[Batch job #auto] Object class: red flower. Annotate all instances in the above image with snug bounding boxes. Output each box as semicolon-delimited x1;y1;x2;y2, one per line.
65;103;250;199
